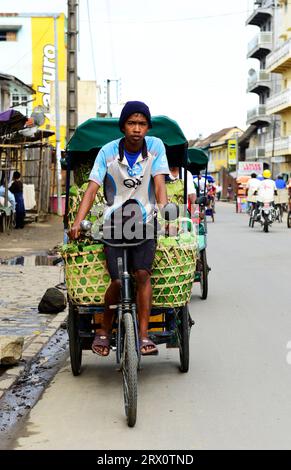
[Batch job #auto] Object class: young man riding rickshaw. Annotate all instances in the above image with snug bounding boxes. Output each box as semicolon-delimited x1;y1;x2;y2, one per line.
69;101;172;357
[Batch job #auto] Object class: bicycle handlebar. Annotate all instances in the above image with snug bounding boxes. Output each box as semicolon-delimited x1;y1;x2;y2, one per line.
80;219;156;248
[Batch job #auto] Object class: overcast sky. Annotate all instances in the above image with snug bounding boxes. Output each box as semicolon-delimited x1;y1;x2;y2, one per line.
4;0;259;139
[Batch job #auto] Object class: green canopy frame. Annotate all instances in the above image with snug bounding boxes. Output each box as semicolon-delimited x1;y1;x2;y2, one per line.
64;115;189;227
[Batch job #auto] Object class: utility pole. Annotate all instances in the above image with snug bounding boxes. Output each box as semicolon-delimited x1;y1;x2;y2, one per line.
106;79;111;117
53;16;63;216
66;0;78;142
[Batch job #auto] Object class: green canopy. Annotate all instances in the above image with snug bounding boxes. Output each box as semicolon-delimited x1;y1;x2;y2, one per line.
187;147;209;172
66;115;187;152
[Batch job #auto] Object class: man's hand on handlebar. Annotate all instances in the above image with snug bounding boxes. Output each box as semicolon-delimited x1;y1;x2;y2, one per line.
160;202;179;221
69;221;81;240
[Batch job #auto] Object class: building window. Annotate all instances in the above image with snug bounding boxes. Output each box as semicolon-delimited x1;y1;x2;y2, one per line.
11;94;28;108
11;94;20;107
0;30;17;41
21;95;28;106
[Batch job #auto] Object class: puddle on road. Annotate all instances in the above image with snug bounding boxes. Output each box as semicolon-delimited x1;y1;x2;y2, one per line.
0;327;69;450
0;252;61;266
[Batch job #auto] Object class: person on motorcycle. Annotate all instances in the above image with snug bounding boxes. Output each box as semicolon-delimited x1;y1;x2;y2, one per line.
193;173;208;196
255;169;277;211
69;101;170;357
207;182;216;212
275;174;286;190
246;173;260;212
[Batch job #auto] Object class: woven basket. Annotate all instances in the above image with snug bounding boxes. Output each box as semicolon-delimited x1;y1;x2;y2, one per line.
63;237;197;307
151;240;197;307
63;246;111;305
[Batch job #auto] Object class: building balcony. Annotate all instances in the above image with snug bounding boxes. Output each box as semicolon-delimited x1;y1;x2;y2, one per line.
266;88;291;114
266;39;291;73
247;104;271;126
265;136;291;156
247;32;273;59
247;70;271;94
245;147;266;160
246;5;273;28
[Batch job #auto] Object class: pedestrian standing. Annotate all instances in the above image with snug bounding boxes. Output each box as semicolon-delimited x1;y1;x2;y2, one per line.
9;171;25;229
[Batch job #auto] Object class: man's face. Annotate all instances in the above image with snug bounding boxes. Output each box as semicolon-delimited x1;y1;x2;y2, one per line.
123;113;149;146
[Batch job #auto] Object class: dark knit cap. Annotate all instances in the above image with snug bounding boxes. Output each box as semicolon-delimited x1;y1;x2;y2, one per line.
119;101;152;132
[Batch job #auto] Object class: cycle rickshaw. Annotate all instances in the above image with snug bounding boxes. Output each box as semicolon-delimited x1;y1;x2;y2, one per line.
61;116;198;427
187;147;210;300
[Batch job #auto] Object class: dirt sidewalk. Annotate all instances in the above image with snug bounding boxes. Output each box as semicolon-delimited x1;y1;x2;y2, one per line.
0;215;64;261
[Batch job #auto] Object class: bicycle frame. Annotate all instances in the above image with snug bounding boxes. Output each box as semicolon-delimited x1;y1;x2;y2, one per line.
115;247;140;365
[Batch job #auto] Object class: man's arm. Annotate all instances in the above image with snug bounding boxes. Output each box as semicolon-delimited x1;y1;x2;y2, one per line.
153;174;168;209
69;181;99;239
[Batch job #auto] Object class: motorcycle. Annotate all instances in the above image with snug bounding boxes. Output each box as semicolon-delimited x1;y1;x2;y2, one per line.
254;202;275;232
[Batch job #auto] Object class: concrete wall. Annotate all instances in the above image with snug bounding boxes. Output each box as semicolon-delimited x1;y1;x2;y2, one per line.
50;80;101;148
0;17;32;85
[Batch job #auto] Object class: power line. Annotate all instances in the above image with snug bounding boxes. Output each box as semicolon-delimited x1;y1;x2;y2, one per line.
86;0;97;83
101;10;250;25
105;0;117;78
5;23;52;72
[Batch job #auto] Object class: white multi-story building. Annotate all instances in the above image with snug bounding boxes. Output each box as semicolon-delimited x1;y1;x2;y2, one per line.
244;0;281;173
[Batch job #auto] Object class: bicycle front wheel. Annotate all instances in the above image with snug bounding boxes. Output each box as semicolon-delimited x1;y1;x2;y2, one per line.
121;312;138;427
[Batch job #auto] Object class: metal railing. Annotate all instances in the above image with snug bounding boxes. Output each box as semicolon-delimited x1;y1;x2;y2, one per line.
265;136;291;153
266;39;291;71
246;4;273;26
247;32;272;57
247;104;268;122
247;70;271;90
245;147;266;160
266;89;291;113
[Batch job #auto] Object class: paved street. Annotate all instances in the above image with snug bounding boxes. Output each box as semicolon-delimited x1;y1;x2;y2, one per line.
8;202;291;450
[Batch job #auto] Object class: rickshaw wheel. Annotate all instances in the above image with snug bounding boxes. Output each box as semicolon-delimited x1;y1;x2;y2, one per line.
177;305;190;373
68;302;82;376
263;220;269;233
200;249;208;300
287;211;291;228
121;312;138;427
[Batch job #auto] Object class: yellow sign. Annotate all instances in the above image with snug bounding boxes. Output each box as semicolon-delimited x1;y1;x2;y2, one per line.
228;139;237;166
31;15;66;148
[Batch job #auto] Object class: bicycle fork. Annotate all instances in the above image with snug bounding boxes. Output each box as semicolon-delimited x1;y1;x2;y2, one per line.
116;254;140;365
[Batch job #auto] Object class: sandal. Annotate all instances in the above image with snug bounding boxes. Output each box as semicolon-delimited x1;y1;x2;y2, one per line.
139;338;159;356
92;333;111;356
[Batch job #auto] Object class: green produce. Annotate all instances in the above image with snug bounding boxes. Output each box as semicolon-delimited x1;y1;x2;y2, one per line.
69;185;78;197
179;233;195;245
81;182;89;191
158;236;178;247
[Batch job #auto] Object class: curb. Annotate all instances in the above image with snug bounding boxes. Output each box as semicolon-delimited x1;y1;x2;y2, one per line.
0;310;68;400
